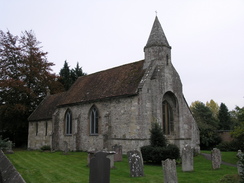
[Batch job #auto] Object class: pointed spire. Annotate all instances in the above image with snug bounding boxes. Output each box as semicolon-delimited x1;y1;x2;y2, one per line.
145;16;170;49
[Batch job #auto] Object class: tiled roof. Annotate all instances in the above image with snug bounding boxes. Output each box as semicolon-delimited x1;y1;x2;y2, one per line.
28;92;66;122
58;60;145;106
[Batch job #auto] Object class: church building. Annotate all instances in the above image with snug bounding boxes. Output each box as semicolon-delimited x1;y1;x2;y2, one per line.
28;17;200;153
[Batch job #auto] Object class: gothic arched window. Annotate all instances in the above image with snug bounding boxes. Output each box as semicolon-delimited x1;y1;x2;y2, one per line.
65;109;72;135
162;100;174;135
90;106;99;135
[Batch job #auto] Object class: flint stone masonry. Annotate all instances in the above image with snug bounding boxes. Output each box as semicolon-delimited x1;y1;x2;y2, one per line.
89;152;110;183
127;150;144;177
182;144;193;171
0;150;26;183
162;159;178;183
211;148;221;169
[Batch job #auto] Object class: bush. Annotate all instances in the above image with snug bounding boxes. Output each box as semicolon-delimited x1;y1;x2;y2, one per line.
217;140;244;151
40;145;51;151
141;144;180;164
141;122;180;164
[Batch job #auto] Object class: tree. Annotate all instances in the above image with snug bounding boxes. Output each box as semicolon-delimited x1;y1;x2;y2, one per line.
59;61;86;91
206;99;219;120
59;60;72;90
0;30;63;146
190;101;221;149
231;106;244;149
71;62;86;82
150;122;167;147
218;103;231;130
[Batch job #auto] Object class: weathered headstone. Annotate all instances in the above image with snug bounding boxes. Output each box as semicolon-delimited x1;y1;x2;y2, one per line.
5;140;14;154
182;144;193;171
112;144;122;162
211;148;221;169
237;150;243;175
162;159;178;183
63;141;69;155
0;150;26;183
88;150;115;168
127;150;144;177
89;151;110;183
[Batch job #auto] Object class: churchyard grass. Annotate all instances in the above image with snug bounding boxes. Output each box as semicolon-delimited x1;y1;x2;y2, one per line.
6;150;238;183
202;150;238;165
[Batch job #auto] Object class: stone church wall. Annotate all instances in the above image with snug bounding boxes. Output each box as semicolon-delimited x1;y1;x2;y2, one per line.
53;95;151;153
28;120;52;150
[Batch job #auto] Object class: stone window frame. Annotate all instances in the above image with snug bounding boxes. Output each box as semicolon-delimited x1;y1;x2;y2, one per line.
45;121;48;136
35;122;38;136
162;91;178;135
65;109;72;135
89;105;99;135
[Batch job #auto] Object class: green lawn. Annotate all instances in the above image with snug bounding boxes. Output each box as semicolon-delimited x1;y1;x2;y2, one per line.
6;150;239;183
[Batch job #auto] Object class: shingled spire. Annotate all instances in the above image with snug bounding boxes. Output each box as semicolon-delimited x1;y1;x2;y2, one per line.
144;16;171;69
144;16;170;49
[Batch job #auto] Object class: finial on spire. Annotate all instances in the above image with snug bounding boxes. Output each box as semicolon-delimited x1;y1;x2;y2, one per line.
155;11;157;16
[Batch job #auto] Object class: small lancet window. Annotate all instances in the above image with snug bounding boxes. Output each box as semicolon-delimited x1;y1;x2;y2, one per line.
166;55;169;65
90;106;99;135
35;123;38;136
65;110;72;135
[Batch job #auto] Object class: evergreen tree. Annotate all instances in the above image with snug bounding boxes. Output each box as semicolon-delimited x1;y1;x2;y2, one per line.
59;60;72;90
59;61;86;91
218;103;231;130
150;122;167;147
71;62;86;83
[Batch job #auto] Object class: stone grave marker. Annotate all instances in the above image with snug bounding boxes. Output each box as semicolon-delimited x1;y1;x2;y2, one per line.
211;148;221;169
89;151;110;183
127;150;144;177
182;144;193;171
5;140;14;154
237;150;243;175
63;141;69;155
112;144;122;162
162;159;178;183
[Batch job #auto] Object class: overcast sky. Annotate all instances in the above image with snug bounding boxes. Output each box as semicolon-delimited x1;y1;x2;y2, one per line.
2;0;244;110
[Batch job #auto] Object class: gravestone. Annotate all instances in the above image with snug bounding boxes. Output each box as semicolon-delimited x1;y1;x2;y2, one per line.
182;144;193;171
87;150;115;168
237;150;243;175
5;140;14;154
112;144;122;162
89;151;110;183
63;141;69;155
211;148;221;169
127;150;144;177
162;159;178;183
0;150;26;183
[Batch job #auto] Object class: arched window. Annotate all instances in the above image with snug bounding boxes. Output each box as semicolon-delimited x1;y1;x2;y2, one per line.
65;110;72;135
90;106;99;135
162;101;174;135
